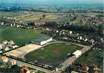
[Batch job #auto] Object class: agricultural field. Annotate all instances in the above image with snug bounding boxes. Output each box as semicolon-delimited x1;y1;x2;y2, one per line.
0;11;63;22
0;11;22;17
0;11;103;26
25;42;82;67
16;12;62;22
0;26;41;46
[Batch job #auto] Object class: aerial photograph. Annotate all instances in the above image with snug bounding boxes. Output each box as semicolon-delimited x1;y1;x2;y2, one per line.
0;0;104;73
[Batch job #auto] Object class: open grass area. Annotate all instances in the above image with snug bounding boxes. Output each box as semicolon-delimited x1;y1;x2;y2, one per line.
25;42;82;67
0;26;41;46
76;48;103;71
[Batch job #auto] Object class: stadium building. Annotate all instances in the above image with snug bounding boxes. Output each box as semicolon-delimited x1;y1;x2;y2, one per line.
31;35;53;45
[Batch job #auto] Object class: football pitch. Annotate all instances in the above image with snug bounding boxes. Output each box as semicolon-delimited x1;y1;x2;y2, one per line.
25;42;82;67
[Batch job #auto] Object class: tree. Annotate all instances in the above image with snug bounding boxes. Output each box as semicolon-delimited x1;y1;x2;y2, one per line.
98;24;104;36
42;14;46;19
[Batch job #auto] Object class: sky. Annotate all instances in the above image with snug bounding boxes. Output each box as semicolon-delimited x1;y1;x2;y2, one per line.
0;0;104;4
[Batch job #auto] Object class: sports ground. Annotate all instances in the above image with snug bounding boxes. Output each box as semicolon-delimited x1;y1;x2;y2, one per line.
25;42;82;67
5;44;42;58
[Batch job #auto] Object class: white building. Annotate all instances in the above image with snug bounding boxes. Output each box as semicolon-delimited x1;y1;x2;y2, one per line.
10;60;17;66
1;56;9;63
40;38;52;45
69;31;73;34
9;40;15;45
2;40;8;45
0;44;3;49
12;45;18;49
73;50;82;58
5;47;10;51
31;35;53;45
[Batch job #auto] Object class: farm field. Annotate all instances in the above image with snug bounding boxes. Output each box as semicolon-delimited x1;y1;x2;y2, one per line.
0;11;62;22
25;42;82;67
0;26;41;46
0;11;101;23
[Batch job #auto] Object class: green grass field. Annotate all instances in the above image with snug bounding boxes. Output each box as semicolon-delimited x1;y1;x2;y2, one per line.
76;48;103;72
25;42;82;67
0;26;41;46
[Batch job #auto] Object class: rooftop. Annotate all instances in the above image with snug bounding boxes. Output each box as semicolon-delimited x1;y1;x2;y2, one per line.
31;34;52;43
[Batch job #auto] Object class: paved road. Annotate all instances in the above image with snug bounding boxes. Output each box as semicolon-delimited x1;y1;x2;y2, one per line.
8;58;53;73
59;45;92;71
